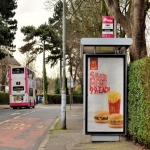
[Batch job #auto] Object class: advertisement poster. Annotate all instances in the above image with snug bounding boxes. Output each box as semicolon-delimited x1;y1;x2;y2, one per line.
85;55;126;135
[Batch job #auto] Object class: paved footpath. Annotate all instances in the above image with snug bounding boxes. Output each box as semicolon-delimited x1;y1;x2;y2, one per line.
38;104;147;150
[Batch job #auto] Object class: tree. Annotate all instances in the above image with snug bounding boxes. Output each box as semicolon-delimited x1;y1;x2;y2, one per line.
19;26;38;65
54;77;60;94
0;0;18;58
20;24;61;67
47;77;55;94
54;76;68;95
104;0;149;61
46;0;63;91
45;0;85;93
44;67;49;103
20;52;38;77
0;55;10;91
35;77;43;94
67;0;150;62
67;0;108;37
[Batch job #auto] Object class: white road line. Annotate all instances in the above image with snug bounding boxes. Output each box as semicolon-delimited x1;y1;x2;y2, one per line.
23;113;29;115
14;116;20;119
0;119;11;124
11;113;21;115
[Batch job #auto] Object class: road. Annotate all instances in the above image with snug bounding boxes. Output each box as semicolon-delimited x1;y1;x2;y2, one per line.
0;104;61;150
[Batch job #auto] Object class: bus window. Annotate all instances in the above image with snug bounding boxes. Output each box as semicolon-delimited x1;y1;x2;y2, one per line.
27;69;34;79
12;68;24;74
14;95;24;101
29;88;33;96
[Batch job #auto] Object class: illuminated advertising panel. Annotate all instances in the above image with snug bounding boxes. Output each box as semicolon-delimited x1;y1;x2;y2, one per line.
84;54;127;135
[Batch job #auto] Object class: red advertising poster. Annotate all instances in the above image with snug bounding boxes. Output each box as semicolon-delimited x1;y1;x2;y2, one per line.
85;55;126;135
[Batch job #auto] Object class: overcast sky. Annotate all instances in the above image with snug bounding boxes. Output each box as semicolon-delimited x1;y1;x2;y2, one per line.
13;0;59;78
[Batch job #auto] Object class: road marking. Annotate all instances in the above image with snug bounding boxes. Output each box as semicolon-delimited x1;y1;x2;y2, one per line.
0;119;11;125
23;113;29;115
14;116;20;119
13;126;24;130
11;113;21;115
3;120;10;123
37;125;43;128
0;117;53;149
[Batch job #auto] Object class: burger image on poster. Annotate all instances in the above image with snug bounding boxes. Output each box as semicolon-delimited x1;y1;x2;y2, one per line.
94;110;110;123
87;58;124;132
108;113;123;128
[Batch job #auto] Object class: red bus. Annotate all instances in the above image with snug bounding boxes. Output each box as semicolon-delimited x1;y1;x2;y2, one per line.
9;66;36;109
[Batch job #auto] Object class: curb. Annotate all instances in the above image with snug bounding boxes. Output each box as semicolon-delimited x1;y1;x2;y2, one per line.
37;118;60;150
0;107;10;110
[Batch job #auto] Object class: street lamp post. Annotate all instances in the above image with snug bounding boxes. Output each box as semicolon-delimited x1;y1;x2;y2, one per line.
61;0;66;129
43;40;45;105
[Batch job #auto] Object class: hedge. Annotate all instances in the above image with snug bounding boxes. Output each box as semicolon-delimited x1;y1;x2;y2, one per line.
0;93;83;105
0;92;9;104
128;56;150;147
36;94;83;104
47;94;83;104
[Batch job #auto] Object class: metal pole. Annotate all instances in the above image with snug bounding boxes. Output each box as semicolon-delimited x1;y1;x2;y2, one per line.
114;20;117;38
43;40;45;105
61;0;66;129
70;75;71;110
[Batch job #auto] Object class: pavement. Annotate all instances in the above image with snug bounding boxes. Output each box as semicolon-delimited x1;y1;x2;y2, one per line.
0;105;10;110
38;104;147;150
0;104;147;150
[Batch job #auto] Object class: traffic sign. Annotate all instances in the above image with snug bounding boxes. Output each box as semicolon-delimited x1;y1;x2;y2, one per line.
102;16;114;38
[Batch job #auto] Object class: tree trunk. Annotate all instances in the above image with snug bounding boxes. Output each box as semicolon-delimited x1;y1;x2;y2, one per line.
104;0;147;62
130;0;147;61
60;58;62;94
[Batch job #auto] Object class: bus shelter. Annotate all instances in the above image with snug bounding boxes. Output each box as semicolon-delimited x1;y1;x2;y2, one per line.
80;38;132;142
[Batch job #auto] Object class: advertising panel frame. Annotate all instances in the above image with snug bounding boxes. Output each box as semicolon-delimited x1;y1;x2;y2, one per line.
84;54;127;135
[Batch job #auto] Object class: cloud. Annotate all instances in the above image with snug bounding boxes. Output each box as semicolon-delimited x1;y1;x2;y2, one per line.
16;0;46;15
14;0;52;46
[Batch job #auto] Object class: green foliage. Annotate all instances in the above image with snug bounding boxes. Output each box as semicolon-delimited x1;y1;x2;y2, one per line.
20;23;61;67
70;95;83;103
54;77;60;94
73;85;82;95
128;56;150;147
21;26;36;38
48;0;62;30
47;94;83;104
0;0;18;58
44;67;49;102
0;92;9;104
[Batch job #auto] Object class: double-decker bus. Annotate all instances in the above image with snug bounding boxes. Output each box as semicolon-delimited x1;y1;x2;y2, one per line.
9;66;36;109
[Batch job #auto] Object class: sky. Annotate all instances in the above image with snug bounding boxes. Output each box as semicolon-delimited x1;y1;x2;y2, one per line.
13;0;60;78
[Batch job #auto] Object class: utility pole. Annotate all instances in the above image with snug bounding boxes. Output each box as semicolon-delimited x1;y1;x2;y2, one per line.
43;40;45;105
61;0;66;129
